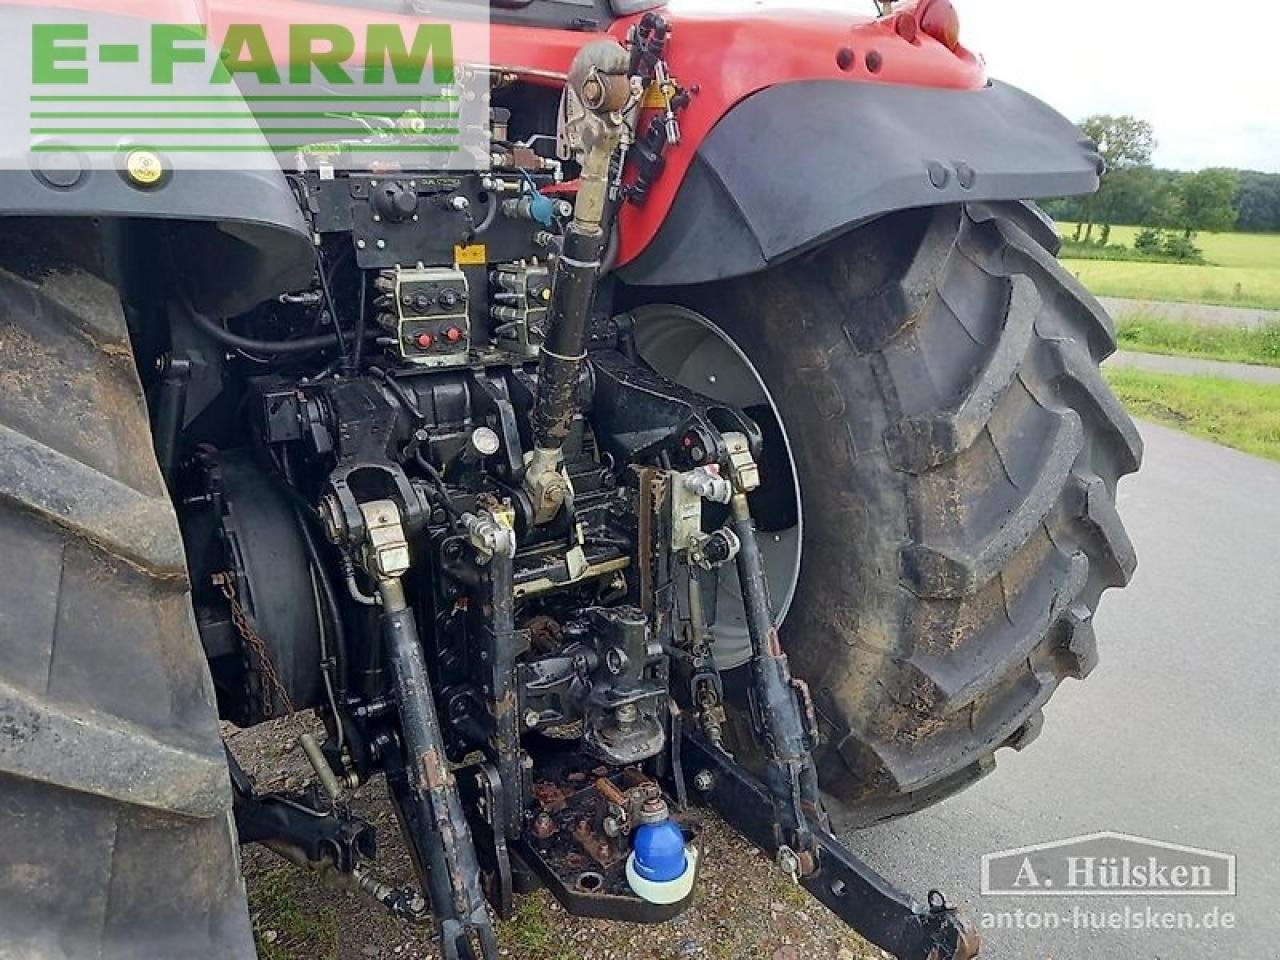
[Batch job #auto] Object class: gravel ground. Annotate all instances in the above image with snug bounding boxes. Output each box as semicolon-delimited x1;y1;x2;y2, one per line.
1099;296;1279;329
228;716;879;960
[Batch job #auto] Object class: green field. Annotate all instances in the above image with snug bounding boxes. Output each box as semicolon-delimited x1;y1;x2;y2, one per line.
1056;223;1280;310
1104;368;1280;462
1058;223;1280;269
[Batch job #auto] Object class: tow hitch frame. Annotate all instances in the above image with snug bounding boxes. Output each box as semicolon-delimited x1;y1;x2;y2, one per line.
681;733;980;960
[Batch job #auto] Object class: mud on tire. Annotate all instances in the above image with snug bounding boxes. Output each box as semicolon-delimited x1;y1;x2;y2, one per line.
0;228;254;958
655;202;1142;826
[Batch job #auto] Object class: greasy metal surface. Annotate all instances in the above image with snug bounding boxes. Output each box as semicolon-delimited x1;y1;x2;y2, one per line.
380;592;498;959
521;760;698;923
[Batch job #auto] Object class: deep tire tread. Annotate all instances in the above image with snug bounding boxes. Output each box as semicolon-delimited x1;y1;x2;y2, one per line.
0;236;253;959
833;203;1140;812
627;201;1139;828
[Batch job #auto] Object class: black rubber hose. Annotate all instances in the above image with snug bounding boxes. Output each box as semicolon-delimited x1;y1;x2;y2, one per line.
351;270;367;373
369;366;425;422
315;250;347;356
472;192;499;238
292;503;349;699
413;451;462;531
187;311;378;356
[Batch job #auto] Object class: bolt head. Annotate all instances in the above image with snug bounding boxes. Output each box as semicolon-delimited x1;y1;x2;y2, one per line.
470;426;501;457
614;703;638;725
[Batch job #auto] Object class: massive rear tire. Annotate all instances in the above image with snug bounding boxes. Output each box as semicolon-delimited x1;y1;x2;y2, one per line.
632;203;1142;826
0;228;254;957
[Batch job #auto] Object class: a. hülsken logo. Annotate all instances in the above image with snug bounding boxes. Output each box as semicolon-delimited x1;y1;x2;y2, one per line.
981;831;1236;897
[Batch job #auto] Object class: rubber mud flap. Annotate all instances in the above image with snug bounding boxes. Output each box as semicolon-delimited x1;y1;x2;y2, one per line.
0;229;255;959
620;80;1102;286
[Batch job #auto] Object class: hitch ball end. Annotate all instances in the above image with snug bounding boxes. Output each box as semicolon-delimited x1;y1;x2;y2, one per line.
625;820;697;905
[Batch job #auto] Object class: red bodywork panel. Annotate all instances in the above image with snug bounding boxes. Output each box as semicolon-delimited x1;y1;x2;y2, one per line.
590;9;986;265
19;0;986;265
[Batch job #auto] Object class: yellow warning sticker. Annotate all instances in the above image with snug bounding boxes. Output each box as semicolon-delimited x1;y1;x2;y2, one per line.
454;243;487;265
642;81;677;110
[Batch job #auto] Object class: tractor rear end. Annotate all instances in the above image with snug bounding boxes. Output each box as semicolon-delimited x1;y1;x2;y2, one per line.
0;3;1136;959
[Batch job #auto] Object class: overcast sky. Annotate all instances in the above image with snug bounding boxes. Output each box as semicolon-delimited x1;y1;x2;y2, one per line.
949;0;1278;172
676;0;1277;172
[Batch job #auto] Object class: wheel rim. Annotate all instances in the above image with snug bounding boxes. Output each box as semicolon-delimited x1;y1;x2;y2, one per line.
631;304;803;671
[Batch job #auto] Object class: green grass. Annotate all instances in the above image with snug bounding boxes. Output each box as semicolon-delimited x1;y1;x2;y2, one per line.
1105;368;1280;462
1063;259;1280;310
249;867;339;960
1115;315;1280;367
1058;223;1280;269
1054;223;1280;310
497;894;578;960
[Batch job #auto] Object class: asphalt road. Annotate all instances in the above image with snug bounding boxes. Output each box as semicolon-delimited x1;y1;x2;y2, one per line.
1099;296;1280;329
843;421;1280;960
1107;350;1280;385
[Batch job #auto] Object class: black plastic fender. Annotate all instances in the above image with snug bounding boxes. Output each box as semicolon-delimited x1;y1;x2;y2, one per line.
618;79;1102;287
0;169;313;316
0;4;313;315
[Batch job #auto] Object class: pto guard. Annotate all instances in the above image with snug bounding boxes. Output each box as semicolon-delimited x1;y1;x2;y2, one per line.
618;78;1102;287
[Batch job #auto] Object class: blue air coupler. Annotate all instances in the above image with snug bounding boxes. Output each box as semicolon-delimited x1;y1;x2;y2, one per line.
626;817;697;905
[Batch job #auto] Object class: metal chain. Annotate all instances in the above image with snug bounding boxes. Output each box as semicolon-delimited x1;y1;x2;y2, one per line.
215;572;297;720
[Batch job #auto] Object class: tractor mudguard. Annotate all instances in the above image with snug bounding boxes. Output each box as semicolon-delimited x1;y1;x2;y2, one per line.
0;1;313;316
617;78;1103;287
0;169;312;316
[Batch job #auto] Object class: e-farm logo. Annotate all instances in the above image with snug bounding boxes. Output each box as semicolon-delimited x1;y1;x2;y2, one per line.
981;831;1236;898
31;22;455;87
22;14;485;169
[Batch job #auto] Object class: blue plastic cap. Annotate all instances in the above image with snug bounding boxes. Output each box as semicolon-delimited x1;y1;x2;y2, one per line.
527;191;555;227
520;172;557;227
631;821;689;883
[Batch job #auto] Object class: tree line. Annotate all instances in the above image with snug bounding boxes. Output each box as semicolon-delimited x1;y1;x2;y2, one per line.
1042;115;1280;241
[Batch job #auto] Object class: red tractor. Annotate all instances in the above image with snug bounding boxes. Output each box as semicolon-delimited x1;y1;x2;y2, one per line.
0;1;1138;957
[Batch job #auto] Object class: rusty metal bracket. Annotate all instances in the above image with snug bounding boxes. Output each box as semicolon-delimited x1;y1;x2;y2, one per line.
681;733;979;960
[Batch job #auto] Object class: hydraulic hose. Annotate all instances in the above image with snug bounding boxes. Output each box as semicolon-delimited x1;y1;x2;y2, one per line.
187;310;379;356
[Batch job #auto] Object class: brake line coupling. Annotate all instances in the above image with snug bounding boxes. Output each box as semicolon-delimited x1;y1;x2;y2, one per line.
461;507;517;565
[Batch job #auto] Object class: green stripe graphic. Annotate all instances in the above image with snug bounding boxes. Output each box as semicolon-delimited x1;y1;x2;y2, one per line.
31;111;458;119
31;128;461;135
30;144;462;152
98;44;140;63
30;95;459;102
